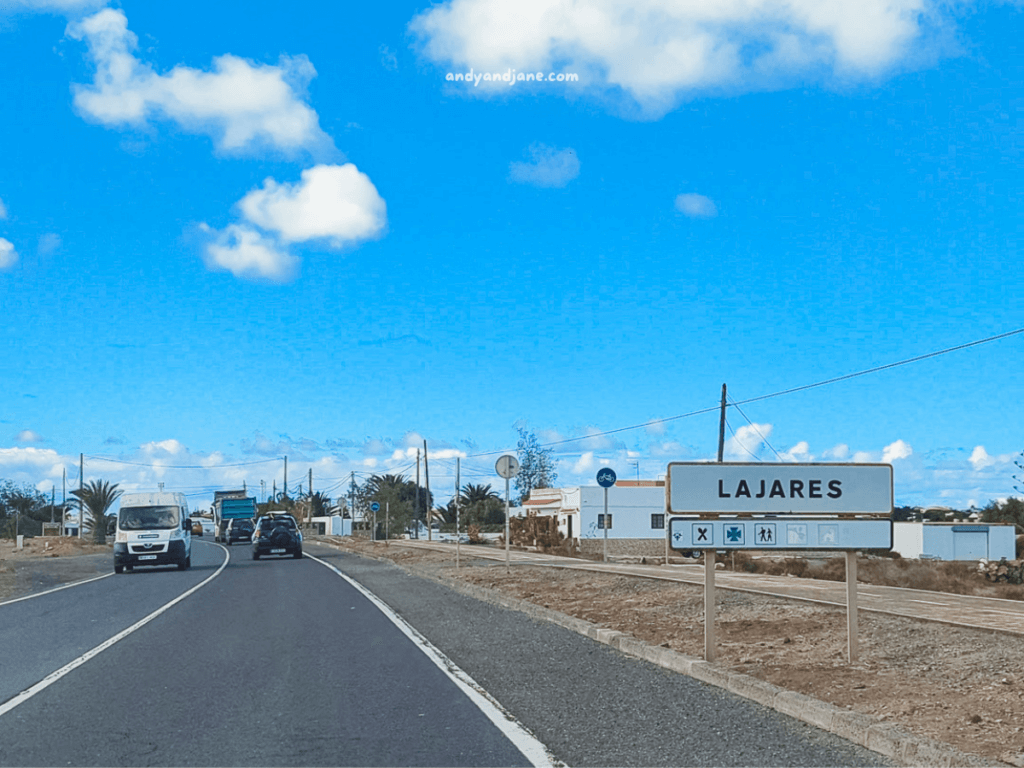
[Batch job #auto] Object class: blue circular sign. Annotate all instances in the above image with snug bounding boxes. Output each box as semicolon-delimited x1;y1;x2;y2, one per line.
596;468;617;488
370;502;380;512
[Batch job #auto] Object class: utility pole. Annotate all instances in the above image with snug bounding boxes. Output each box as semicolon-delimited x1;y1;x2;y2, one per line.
415;449;421;539
706;382;728;663
78;453;83;539
283;456;288;500
309;468;313;525
51;486;55;524
717;383;727;462
62;467;66;533
455;457;461;569
423;439;431;541
349;472;355;535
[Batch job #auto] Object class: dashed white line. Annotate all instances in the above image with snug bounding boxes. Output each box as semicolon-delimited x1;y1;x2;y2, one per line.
0;572;114;608
0;545;230;720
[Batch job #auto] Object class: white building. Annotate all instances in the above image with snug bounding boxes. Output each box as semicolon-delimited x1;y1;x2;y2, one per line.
522;482;668;557
892;522;1015;561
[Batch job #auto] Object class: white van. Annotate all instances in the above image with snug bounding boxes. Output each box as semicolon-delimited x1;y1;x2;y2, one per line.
114;492;192;573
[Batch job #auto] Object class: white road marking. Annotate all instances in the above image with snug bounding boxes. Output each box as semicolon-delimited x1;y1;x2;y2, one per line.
0;572;114;608
304;552;557;768
0;544;230;720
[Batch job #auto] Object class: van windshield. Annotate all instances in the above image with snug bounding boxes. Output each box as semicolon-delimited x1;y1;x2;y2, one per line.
119;506;180;530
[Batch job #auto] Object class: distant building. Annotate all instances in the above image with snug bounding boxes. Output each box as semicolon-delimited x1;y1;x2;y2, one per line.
522;481;668;557
892;522;1015;561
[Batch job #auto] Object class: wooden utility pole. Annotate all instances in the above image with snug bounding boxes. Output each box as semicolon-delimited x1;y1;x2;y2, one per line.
308;468;313;524
455;457;461;569
283;456;288;500
705;383;728;662
415;449;421;539
423;440;431;541
717;383;727;462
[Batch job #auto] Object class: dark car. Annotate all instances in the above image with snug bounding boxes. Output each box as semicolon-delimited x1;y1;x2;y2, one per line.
224;518;254;545
252;514;302;560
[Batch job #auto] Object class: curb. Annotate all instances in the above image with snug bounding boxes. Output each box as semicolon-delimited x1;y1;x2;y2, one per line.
316;539;1003;768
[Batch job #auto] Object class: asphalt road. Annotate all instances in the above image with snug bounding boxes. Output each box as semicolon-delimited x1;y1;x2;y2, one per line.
0;540;891;767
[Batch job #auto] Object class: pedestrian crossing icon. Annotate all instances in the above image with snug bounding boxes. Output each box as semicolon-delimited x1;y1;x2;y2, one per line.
754;523;776;546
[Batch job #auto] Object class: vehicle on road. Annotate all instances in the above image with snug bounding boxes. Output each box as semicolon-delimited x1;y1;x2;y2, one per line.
114;491;192;573
192;522;204;536
252;514;302;560
213;490;257;543
224;518;254;545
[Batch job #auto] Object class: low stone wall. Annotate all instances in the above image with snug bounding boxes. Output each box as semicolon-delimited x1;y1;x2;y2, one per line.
578;537;666;558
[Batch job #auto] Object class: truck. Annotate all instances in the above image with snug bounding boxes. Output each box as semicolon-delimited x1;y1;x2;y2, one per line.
213;490;257;543
113;491;192;573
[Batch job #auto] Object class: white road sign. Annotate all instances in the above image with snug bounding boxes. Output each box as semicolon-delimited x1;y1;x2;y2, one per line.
667;462;893;517
669;517;893;551
495;455;520;480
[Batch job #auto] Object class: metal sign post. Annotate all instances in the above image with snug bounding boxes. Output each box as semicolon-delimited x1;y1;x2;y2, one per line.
385;502;389;547
597;468;616;563
846;551;859;662
496;455;520;575
370;502;380;541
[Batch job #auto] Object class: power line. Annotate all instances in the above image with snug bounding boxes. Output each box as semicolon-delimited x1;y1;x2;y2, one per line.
466;325;1024;458
84;455;281;469
728;396;785;461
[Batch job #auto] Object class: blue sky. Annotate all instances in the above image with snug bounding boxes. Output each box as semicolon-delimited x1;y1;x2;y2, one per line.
1;0;1022;511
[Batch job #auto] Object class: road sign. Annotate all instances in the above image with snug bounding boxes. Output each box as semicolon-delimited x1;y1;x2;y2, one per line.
495;455;520;479
666;462;893;517
370;502;380;512
668;516;892;550
596;468;617;488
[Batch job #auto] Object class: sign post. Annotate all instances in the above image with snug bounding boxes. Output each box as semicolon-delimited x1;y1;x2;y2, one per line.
666;461;893;663
370;502;380;541
496;455;520;574
597;468;616;563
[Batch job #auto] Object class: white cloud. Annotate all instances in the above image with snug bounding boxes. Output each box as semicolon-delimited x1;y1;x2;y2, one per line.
412;0;953;115
4;0;106;12
239;165;387;245
38;233;62;256
509;144;580;188
66;9;334;156
380;44;399;71
675;193;717;218
201;164;386;282
200;223;298;282
823;443;850;460
15;430;43;443
780;440;812;462
725;422;773;459
0;447;68;488
644;419;666;436
882;439;913;463
572;452;597;474
0;238;18;269
141;439;185;456
0;198;7;219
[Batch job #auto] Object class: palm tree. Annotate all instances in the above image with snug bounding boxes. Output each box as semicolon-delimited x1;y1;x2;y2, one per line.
71;480;122;544
460;483;500;506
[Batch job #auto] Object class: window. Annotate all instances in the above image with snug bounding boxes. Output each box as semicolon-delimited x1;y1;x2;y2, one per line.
597;514;612;530
651;513;665;530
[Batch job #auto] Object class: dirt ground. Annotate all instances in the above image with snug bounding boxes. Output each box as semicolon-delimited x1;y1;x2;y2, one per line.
332;538;1024;766
0;537;112;602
